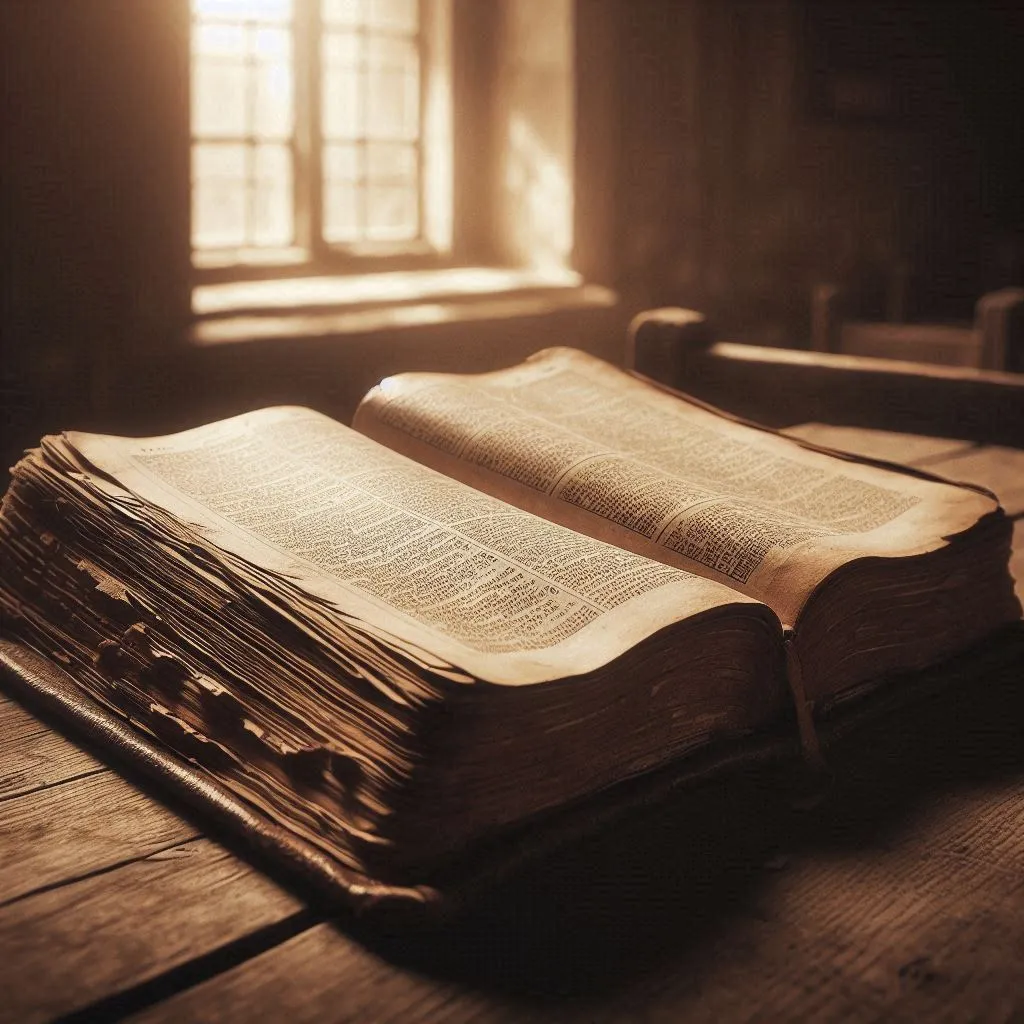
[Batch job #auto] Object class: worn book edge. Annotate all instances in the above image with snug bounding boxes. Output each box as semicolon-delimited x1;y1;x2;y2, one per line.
4;625;1022;919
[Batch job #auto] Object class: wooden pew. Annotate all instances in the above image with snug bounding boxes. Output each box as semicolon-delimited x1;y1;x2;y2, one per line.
626;306;1024;448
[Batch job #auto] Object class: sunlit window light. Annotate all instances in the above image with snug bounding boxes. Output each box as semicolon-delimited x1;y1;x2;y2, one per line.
190;0;431;258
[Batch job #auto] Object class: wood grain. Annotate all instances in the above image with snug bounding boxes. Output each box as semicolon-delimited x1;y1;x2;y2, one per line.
130;922;521;1024
0;697;103;801
597;785;1024;1024
132;784;1024;1024
0;769;198;904
0;836;304;1024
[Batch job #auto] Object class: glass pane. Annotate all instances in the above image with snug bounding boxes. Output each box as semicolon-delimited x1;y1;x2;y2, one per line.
368;34;415;73
191;1;300;252
324;143;359;182
192;0;292;22
322;63;362;139
194;21;246;58
324;181;362;242
252;144;293;244
367;0;417;33
322;29;359;67
192;58;247;137
252;25;288;58
254;57;292;137
193;141;248;182
322;0;365;27
192;144;247;248
366;41;418;140
366;184;417;241
366;141;415;183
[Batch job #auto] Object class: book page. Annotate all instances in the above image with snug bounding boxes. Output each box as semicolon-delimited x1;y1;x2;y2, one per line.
65;407;763;686
354;348;998;626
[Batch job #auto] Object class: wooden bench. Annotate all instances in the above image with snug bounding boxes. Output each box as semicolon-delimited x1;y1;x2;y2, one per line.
810;281;1024;372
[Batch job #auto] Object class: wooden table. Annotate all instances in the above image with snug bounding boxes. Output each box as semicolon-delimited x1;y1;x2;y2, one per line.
2;424;1023;1024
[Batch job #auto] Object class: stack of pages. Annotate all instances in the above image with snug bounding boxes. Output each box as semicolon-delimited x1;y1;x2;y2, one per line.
1;349;1019;902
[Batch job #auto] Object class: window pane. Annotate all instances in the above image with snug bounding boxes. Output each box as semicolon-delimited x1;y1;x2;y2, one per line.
366;184;417;241
252;144;293;244
324;142;360;182
367;139;418;239
194;21;246;57
194;26;292;141
324;184;362;242
192;144;247;248
192;58;247;137
252;24;288;57
322;29;359;67
366;37;419;140
366;141;415;183
322;62;362;139
192;0;292;22
322;0;417;32
323;144;360;242
367;34;417;73
254;55;293;138
322;0;365;27
191;2;297;252
367;0;418;33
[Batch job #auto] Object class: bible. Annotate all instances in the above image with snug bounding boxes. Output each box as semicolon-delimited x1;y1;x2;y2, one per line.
1;347;1019;911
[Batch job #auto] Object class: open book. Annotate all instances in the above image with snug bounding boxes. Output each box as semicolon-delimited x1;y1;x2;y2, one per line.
1;348;1019;907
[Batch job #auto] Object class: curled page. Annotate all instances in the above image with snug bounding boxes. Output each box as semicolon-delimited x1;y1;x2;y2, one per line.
67;407;765;686
354;347;1000;627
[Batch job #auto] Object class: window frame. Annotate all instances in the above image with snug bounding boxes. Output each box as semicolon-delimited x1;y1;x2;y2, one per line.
190;0;461;284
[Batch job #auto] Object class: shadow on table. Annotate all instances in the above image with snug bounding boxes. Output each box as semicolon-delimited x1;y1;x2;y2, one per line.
345;640;1024;1007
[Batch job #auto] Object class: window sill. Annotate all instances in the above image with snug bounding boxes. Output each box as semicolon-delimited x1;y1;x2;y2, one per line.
189;267;616;347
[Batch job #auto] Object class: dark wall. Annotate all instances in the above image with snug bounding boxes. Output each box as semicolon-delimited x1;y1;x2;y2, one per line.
1;0;192;479
616;0;1024;341
2;0;1021;473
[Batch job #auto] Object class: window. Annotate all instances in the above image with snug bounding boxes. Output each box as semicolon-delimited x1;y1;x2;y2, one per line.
189;0;583;325
190;0;451;272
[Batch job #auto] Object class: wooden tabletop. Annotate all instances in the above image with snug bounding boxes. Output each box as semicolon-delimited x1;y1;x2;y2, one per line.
2;425;1023;1024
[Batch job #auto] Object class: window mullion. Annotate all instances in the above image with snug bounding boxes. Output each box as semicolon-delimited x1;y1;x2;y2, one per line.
293;0;322;256
415;0;427;245
308;0;325;257
291;0;309;251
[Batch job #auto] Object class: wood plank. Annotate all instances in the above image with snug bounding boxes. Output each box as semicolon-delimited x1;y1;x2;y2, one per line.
0;697;104;801
781;423;972;467
0;837;305;1024
0;770;199;904
632;325;1024;445
921;446;1024;516
134;782;1024;1023
838;320;982;367
130;922;518;1024
603;782;1024;1022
